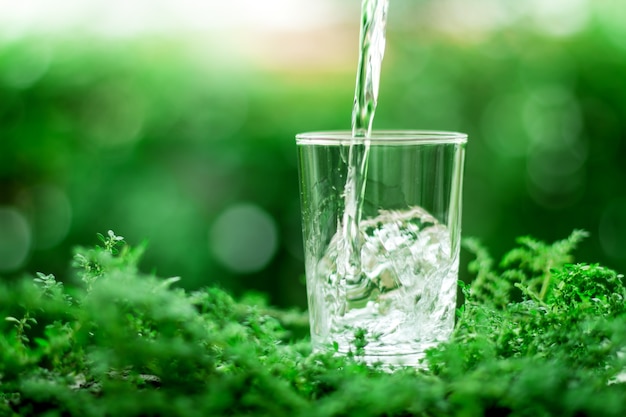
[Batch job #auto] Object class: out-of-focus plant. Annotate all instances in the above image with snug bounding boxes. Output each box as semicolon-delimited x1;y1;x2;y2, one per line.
0;1;625;307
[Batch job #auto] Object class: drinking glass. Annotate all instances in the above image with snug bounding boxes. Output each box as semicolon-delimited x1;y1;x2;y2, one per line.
296;130;467;366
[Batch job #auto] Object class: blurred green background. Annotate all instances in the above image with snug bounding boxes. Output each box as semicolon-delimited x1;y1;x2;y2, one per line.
0;0;625;308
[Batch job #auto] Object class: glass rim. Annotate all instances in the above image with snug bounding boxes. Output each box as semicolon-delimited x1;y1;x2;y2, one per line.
295;130;468;145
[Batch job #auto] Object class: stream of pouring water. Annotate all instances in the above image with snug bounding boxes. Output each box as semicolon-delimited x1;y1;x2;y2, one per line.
352;0;389;137
339;0;390;289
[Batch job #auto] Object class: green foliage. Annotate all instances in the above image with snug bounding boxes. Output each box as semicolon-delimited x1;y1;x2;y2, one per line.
3;5;626;302
1;231;626;416
437;232;626;381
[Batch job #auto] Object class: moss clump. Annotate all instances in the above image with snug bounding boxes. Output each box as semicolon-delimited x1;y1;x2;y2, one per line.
1;230;625;416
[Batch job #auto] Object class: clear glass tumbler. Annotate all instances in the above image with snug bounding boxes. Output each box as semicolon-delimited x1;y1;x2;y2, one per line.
296;131;467;366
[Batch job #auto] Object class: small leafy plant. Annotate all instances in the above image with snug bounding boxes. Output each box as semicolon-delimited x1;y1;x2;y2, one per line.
1;230;625;416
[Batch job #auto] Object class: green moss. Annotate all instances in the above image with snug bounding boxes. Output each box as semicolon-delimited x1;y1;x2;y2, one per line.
1;231;625;416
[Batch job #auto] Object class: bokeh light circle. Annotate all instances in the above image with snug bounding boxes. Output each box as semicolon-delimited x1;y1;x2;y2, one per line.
209;203;279;274
19;185;72;250
0;207;31;272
